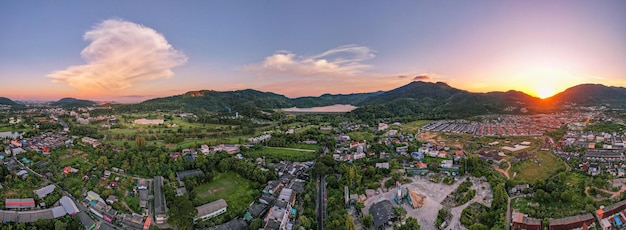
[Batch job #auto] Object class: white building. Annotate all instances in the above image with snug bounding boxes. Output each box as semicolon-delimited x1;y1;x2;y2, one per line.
194;199;227;222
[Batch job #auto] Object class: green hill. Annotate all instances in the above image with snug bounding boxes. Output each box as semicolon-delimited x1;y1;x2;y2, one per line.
0;97;18;106
51;98;97;108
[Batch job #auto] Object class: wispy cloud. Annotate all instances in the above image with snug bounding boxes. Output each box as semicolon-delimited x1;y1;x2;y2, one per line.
48;18;187;93
245;44;375;77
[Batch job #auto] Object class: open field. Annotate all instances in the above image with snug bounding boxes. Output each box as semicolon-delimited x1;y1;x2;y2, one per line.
510;150;565;183
400;120;434;132
347;132;375;142
285;143;319;151
242;147;317;162
193;172;258;217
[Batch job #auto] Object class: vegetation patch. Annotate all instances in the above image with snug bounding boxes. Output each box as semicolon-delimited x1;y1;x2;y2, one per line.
192;172;258;218
242;146;317;162
510;150;565;183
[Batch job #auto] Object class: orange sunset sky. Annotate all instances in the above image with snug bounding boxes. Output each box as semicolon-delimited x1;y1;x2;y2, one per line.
1;1;625;102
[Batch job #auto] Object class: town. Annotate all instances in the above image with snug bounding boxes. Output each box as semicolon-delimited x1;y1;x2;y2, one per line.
0;101;625;230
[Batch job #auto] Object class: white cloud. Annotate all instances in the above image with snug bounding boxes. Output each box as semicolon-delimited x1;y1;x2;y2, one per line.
48;18;187;92
246;44;375;77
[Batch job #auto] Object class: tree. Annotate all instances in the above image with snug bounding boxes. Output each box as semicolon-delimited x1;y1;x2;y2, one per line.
135;136;147;150
167;196;197;230
345;213;357;230
395;217;420;230
250;218;263;230
394;206;407;220
96;156;109;171
363;214;374;228
469;223;489;230
299;215;312;229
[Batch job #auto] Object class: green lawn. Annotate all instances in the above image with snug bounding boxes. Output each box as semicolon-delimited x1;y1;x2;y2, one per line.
193;172;258;217
510;150;566;183
242;147;318;162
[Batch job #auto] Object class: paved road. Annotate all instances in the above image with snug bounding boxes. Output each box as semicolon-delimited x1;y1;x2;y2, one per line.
317;175;327;230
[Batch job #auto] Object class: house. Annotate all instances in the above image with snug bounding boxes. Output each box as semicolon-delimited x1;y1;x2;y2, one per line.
440;160;453;169
548;213;595;230
16;170;28;179
63;166;78;175
137;179;148;190
81;137;100;148
106;195;118;204
512;211;542;230
263;180;283;195
195;199;228;222
264;205;290;230
369;200;395;229
277;188;296;206
11;147;26;155
200;145;210;155
375;162;390;169
34;185;56;199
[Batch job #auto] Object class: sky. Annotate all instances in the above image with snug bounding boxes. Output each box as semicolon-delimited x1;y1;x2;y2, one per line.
1;1;625;102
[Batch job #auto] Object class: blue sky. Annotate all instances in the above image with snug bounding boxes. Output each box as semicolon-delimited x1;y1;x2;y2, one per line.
1;1;625;101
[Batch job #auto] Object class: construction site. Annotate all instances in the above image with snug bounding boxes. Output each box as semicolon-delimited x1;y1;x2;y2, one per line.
361;176;493;230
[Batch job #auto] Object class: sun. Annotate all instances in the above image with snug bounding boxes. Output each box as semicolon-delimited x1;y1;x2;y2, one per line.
536;86;556;99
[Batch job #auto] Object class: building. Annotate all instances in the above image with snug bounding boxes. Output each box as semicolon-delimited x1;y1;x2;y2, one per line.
369;200;395;229
549;213;595;230
195;199;228;222
512;211;542;230
59;196;79;215
596;199;626;229
6;198;36;209
34;185;56;199
176;169;205;182
137;179;148;190
81;137;100;148
153;176;168;224
277;188;296;206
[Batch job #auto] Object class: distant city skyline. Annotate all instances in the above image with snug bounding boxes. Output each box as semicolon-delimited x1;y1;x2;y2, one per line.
1;1;625;102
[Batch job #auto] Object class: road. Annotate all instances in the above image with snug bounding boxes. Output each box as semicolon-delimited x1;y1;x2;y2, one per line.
317;175;327;230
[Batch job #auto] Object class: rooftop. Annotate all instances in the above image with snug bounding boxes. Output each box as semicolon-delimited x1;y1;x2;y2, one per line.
549;213;594;226
196;199;228;218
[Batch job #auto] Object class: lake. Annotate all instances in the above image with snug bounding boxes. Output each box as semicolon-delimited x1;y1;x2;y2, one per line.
0;131;23;139
281;104;357;113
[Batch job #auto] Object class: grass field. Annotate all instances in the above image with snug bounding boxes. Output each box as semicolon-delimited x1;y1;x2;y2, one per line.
285;143;319;151
347;132;375;142
59;156;86;168
510;150;566;183
400;120;434;132
243;147;318;162
193;172;258;217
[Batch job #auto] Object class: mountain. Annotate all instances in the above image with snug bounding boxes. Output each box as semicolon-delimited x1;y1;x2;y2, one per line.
118;89;383;117
120;89;293;116
292;92;382;108
0;97;18;106
114;81;626;120
350;81;542;119
51;98;97;108
548;84;626;106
